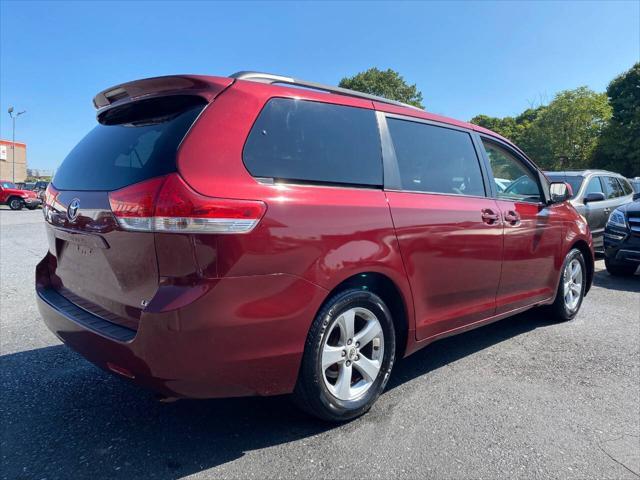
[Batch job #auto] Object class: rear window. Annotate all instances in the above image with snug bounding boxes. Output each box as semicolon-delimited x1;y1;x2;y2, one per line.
53;101;204;191
243;98;382;187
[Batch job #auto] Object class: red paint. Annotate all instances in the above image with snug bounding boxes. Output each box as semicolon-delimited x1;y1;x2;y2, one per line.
36;74;594;399
385;192;504;341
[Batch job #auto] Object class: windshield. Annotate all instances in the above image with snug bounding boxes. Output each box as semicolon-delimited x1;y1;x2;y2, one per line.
545;174;584;198
1;181;17;189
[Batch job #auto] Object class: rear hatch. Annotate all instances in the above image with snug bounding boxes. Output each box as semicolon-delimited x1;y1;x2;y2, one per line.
43;77;231;332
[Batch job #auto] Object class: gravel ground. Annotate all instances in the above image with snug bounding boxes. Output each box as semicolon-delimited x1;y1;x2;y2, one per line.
1;207;639;480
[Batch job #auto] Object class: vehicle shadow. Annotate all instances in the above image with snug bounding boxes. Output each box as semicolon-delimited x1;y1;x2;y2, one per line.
387;309;550;391
1;309;554;480
591;268;639;293
0;344;329;480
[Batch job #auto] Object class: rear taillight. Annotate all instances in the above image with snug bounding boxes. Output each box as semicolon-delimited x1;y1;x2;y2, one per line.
108;177;165;232
44;184;59;206
108;174;267;234
43;184;60;220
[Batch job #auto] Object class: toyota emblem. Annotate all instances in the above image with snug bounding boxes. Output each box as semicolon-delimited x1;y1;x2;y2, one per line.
67;198;80;222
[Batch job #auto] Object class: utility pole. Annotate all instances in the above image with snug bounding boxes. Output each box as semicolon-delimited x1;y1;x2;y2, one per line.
7;107;26;183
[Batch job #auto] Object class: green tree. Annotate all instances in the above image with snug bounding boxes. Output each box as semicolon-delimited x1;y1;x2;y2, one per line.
513;106;546;155
339;68;424;108
525;87;611;170
470;106;545;151
593;63;640;177
470;114;518;142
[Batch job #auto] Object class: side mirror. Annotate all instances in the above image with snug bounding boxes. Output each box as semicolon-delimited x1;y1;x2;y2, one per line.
584;192;606;204
549;182;572;203
633;192;640;201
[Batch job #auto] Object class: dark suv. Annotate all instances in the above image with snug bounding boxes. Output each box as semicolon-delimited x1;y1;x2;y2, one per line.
604;200;640;276
37;72;593;421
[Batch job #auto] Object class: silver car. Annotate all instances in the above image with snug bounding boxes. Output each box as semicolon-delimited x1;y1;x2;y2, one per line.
545;170;635;251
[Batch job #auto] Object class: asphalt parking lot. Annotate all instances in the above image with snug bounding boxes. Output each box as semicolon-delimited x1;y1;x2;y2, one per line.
1;207;638;480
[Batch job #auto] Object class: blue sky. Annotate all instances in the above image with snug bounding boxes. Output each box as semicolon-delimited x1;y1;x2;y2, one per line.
1;1;638;172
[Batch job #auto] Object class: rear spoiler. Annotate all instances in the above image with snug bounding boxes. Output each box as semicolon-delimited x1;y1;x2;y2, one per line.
93;75;234;114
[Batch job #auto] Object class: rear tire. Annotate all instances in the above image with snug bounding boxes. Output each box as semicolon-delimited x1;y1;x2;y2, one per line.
605;258;637;277
8;197;23;210
293;289;396;422
547;248;586;322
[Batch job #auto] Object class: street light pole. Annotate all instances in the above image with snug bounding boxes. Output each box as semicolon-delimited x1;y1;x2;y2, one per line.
7;107;26;183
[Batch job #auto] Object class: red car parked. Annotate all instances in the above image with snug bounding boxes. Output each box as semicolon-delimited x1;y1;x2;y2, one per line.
37;72;593;421
1;180;42;210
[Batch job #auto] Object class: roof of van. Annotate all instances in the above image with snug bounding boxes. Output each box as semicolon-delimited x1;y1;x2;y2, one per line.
228;72;515;145
93;72;518;155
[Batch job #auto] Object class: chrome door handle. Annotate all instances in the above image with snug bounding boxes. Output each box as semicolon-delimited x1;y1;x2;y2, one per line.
481;209;500;225
503;210;521;226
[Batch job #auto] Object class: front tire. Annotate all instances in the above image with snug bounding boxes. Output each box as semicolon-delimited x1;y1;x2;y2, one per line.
605;258;637;277
293;289;396;422
8;197;23;210
547;248;586;322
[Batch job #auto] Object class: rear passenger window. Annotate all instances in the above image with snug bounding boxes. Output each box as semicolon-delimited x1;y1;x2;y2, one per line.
620;178;633;196
243;98;382;186
386;118;485;196
603;177;624;198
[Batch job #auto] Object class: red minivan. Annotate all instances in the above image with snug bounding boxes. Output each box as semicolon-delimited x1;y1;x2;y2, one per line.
37;72;593;421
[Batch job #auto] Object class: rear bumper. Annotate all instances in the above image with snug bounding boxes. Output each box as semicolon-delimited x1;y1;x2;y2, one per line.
36;254;328;398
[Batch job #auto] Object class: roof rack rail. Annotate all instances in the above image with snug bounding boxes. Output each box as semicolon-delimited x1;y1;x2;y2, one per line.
230;71;422;111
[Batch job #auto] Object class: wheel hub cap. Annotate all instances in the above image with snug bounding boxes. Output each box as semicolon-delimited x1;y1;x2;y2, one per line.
347;347;357;361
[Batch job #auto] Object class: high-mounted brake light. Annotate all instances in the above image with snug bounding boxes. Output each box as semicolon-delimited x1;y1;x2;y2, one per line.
108;174;267;234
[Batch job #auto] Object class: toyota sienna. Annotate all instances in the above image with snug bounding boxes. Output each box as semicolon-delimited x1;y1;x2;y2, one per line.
37;72;594;421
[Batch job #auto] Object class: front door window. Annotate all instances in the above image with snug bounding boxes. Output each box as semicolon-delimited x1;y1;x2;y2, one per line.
482;142;542;203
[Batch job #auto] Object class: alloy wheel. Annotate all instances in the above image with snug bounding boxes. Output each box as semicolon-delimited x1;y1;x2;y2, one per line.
563;258;583;312
321;307;385;401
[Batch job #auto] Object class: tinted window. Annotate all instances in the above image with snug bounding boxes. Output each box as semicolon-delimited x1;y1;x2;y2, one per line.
545;174;584;198
619;178;633;196
243;99;382;186
1;181;16;189
387;119;485;196
53;104;204;191
603;176;624;198
483;141;542;202
584;176;604;195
